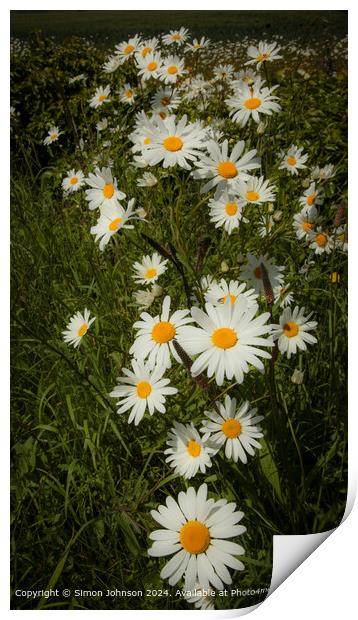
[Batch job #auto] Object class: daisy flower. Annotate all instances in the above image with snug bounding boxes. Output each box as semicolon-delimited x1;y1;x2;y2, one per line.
201;396;263;464
186;37;210;52
258;215;275;237
226;79;281;127
90;199;136;251
273;285;294;308
162;27;189;46
62;308;95;348
85;167;126;211
102;55;121;74
299;182;324;210
150;87;181;114
308;227;334;255
141;114;206;170
245;41;282;69
334;225;348;252
208;190;247;235
129;295;193;369
292;205;318;240
311;164;335;182
213;64;235;81
180;298;273;386
136;52;163;81
205;279;258;310
136;37;159;60
158;56;187;84
109;359;177;426
132;253;168;286
271;306;317;359
115;35;141;62
119;83;136;105
184;583;215;610
233;68;258;87
61;169;85;193
238;253;285;297
279;145;308;175
193;139;260;194
43;126;62;146
165;421;217;479
148;483;246;591
88;85;111;109
238;176;276;205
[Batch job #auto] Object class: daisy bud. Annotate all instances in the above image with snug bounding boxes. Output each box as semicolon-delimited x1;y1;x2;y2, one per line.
237;253;245;264
151;284;163;297
291;369;304;384
273;210;283;222
260;262;274;304
267;203;275;213
220;260;229;273
333;202;346;228
133;290;155;311
257;121;266;135
302;178;310;189
137;207;147;219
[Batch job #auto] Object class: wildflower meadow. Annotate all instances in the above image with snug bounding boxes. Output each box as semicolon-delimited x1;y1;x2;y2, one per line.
11;11;348;611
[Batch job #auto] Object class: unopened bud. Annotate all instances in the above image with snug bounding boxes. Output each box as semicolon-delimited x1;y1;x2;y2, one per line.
302;178;310;189
273;210;283;222
291;369;304;384
151;284;163;297
257;121;266;135
267;203;275;213
220;260;229;273
137;207;147;219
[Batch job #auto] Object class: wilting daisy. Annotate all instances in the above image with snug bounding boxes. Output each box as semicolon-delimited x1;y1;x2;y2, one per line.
110;359;177;425
90;199;136;251
180;298;273;386
308;227;334;255
137;171;158;187
239;253;285;296
62;308;95;348
130;295;193;369
279;145;308;175
150;87;181;114
136;52;163;80
292;205;318;240
158;56;187;84
208;190;247;235
162;27;189;46
102;55;121;74
186;37;210;52
119;83;136;105
61;169;85;193
334;225;348;252
226;79;281;127
245;41;282;69
165;421;217;479
271;306;317;359
193;139;260;194
238;176;276;205
201;396;263;464
299;182;324;210
311;164;335;182
205;279;258;310
88;85;111;108
115;36;141;62
132;253;168;285
184;584;215;610
133;284;162;311
43;126;62;146
142;114;206;170
85;167;126;210
148;483;246;591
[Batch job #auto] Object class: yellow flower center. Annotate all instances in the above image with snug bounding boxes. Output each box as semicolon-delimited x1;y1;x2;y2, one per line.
302;221;313;231
125;89;133;98
70;176;78;185
98;95;107;102
283;321;299;337
221;418;242;438
77;323;88;337
254;266;262;278
211;327;238;349
193;43;201;48
143;137;151;145
136;381;152;399
108;217;122;231
225;202;238;216
307;193;316;206
217;161;238;179
246;191;260;201
186;439;201;457
141;46;152;57
124;44;135;55
50;133;58;140
163;136;183;152
316;233;328;247
103;183;115;199
167;65;178;74
151;321;176;343
244;97;262;109
172;33;181;41
147;61;157;71
161;96;171;106
220;293;237;305
257;52;270;61
179;520;210;555
145;267;157;279
287;155;297;166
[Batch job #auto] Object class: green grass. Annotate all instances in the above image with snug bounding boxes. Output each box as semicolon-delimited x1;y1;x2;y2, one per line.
11;32;347;610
